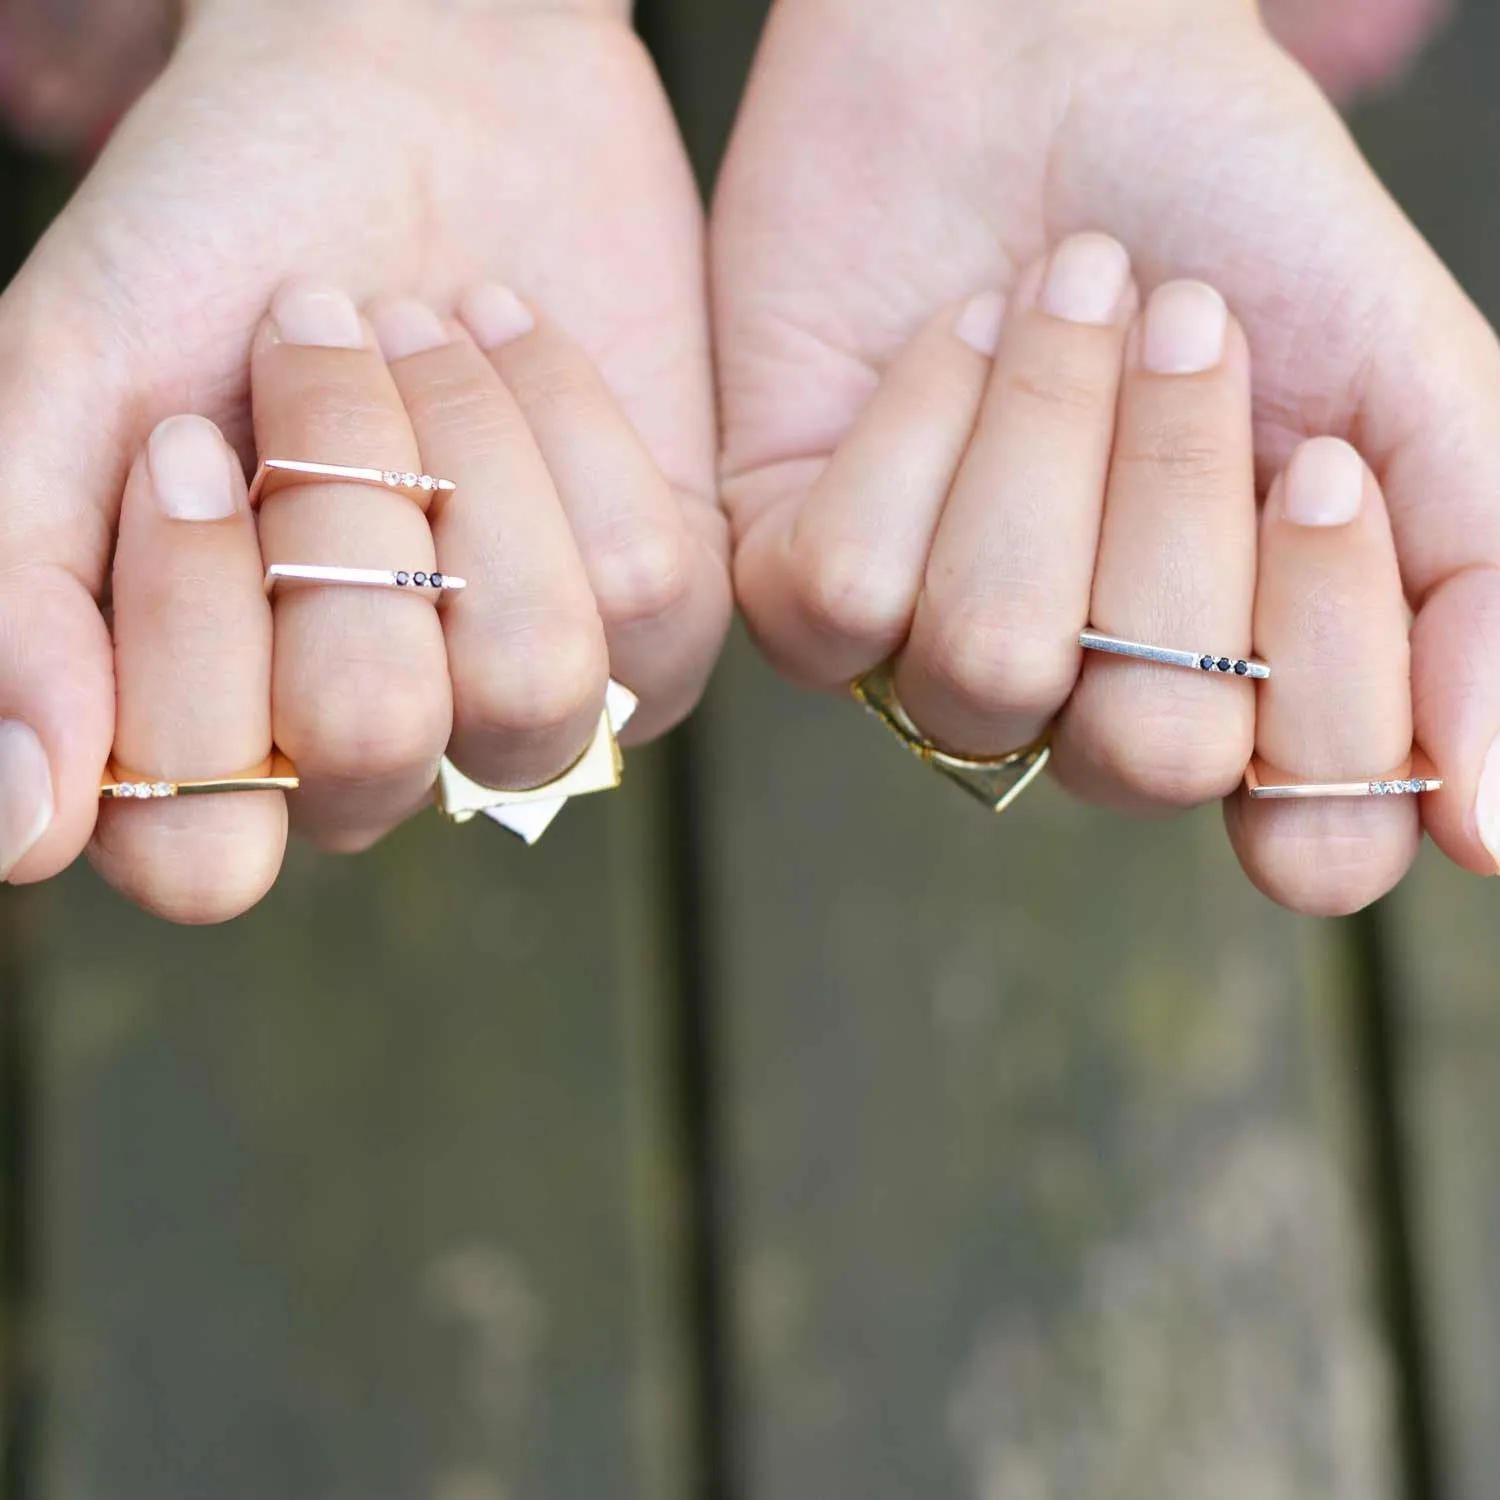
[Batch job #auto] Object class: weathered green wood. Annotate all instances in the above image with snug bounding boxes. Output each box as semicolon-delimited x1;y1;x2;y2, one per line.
22;746;694;1500
1350;6;1500;1497
695;632;1398;1498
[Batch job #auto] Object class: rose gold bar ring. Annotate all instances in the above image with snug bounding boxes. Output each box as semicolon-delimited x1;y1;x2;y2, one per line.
101;752;301;801
1244;751;1442;800
264;564;467;596
248;459;456;513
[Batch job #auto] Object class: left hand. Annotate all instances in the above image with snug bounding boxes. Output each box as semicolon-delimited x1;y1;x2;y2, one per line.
712;0;1500;889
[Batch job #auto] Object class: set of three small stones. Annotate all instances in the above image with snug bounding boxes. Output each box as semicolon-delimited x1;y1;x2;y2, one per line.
386;473;445;588
1199;655;1253;676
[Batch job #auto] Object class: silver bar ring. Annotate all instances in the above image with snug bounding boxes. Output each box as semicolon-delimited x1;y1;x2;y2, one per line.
264;564;467;596
1079;628;1270;680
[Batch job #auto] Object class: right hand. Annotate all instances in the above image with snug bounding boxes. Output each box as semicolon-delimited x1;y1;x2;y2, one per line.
0;0;729;920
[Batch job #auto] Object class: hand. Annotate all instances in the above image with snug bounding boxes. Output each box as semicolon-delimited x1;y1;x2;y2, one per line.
0;0;730;918
94;283;700;917
713;0;1500;892
753;225;1420;912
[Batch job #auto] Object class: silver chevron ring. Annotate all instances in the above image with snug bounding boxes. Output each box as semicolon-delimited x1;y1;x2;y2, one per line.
1079;628;1270;680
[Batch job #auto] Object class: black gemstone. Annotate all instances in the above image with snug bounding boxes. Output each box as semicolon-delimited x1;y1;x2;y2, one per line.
395;571;410;586
1217;657;1232;672
1233;660;1249;676
1199;655;1214;671
413;572;427;587
429;572;444;588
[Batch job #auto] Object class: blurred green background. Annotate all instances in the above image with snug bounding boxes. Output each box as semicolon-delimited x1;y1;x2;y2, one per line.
4;2;1500;1499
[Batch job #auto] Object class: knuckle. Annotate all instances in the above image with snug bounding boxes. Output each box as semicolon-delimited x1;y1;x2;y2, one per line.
507;354;599;418
999;358;1107;418
1087;702;1249;807
591;524;693;628
284;376;411;457
1249;821;1415;918
455;611;609;742
789;534;910;650
291;663;451;784
403;373;525;454
924;598;1077;722
1115;414;1233;489
127;832;281;926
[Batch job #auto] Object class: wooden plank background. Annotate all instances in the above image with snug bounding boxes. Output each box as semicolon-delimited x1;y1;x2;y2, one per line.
0;2;1497;1498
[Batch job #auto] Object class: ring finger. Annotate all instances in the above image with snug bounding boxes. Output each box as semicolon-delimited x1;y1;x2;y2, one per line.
894;233;1139;754
368;297;610;791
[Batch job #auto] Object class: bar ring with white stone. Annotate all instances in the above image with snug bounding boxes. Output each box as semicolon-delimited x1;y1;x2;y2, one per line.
1245;752;1442;800
248;459;456;513
264;564;467;596
1079;628;1270;680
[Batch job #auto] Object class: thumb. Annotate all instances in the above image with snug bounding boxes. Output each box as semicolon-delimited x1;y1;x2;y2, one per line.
0;265;137;884
1359;264;1500;876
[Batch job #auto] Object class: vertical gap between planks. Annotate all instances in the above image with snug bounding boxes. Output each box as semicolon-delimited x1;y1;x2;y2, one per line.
630;3;751;1496
0;890;35;1500
1348;903;1443;1500
0;128;69;1500
659;722;737;1500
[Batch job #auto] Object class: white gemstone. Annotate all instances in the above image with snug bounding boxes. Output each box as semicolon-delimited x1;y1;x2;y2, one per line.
383;470;400;486
401;472;419;488
117;784;136;798
418;475;437;491
154;782;174;798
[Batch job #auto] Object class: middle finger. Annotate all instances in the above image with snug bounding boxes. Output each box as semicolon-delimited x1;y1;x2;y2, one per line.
252;279;451;852
1054;280;1258;812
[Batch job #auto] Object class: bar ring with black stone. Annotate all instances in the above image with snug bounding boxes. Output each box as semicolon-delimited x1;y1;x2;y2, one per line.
1079;628;1270;680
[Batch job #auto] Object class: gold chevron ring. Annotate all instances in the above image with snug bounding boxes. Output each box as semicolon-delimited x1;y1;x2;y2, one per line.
852;661;1050;815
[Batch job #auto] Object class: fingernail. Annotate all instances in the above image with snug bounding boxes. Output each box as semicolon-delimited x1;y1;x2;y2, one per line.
271;279;364;349
1039;233;1132;326
370;298;449;363
954;291;1007;356
1142;280;1228;374
458;284;535;350
0;719;53;880
147;415;238;521
1283;436;1366;527
1477;734;1500;872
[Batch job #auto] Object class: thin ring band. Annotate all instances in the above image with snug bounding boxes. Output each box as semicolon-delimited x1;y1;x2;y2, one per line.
1079;627;1270;680
852;660;1050;814
264;564;467;595
1245;752;1442;800
248;459;456;513
101;752;300;800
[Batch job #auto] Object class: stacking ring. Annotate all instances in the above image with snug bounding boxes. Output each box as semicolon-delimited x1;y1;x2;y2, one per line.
101;752;300;800
248;459;456;513
852;660;1050;814
436;680;640;845
1079;628;1270;680
264;564;467;595
1245;752;1442;800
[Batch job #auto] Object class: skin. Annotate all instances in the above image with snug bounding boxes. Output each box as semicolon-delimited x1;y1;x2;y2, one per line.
0;0;731;913
714;0;1500;906
0;0;1478;920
